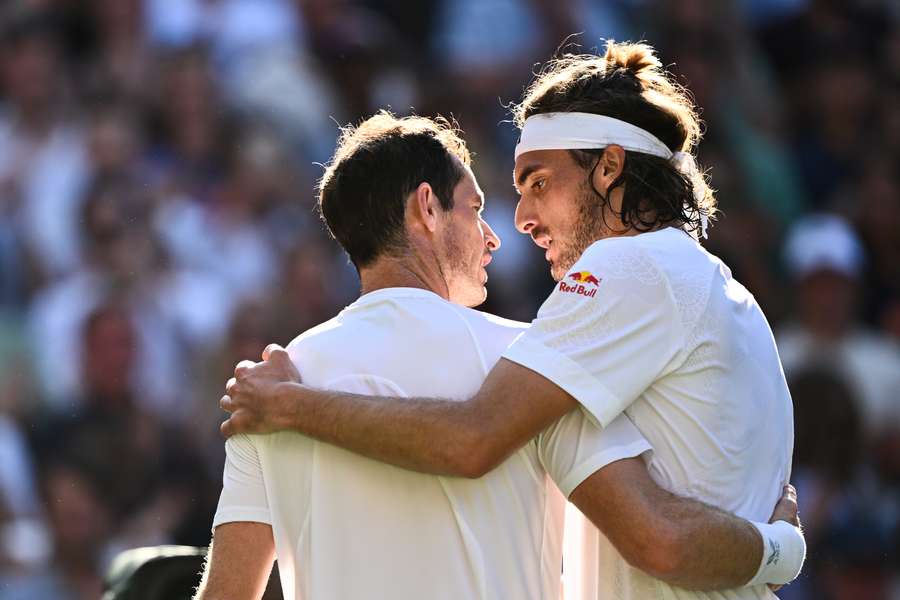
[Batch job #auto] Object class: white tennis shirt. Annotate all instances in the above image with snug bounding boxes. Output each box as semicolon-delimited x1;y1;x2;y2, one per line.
504;227;794;600
213;287;651;600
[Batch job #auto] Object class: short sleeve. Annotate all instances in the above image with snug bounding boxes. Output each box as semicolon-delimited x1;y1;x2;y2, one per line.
502;240;683;428
212;434;271;530
537;412;652;497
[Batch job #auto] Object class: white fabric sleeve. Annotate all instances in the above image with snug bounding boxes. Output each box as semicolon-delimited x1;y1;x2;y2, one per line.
537;412;653;498
212;434;271;530
502;240;684;427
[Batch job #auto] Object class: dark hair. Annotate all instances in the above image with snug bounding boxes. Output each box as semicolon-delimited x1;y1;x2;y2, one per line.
318;111;470;269
514;41;716;237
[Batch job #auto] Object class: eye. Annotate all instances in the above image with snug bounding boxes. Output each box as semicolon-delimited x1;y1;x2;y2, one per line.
532;178;546;192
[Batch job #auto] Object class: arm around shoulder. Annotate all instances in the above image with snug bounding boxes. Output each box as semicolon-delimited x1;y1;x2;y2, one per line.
569;458;805;590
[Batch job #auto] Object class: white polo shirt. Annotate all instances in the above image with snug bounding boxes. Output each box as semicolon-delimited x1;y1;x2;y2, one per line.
504;227;794;600
213;288;651;600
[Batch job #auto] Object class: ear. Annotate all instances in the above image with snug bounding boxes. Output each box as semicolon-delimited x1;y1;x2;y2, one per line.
409;182;440;233
592;144;626;194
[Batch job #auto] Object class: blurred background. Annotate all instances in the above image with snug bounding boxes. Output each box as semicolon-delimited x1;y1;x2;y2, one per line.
0;0;896;598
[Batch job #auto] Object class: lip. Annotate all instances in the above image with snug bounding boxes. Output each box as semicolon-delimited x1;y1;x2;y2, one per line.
481;253;493;267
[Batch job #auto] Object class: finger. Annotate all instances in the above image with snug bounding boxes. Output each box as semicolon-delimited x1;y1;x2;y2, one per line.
769;490;800;527
220;394;235;413
225;377;238;396
220;417;234;438
234;360;256;379
262;343;285;361
783;484;797;502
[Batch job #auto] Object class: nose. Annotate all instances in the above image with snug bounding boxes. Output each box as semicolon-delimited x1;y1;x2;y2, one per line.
514;197;537;235
482;217;501;251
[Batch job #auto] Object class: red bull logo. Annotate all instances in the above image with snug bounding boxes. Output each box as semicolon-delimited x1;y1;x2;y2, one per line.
560;271;600;297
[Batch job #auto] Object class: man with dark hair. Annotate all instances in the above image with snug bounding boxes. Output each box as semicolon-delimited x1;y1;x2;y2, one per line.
221;42;803;599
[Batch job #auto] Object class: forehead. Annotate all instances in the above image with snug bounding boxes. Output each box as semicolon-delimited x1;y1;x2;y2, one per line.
513;149;573;182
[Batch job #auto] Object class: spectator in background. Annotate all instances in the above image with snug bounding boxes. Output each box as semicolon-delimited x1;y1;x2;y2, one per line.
850;159;900;341
0;460;111;600
786;367;897;600
0;6;88;283
27;173;187;416
778;214;900;440
83;0;153;101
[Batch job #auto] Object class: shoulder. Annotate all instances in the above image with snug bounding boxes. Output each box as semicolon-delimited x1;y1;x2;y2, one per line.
449;305;528;342
284;314;345;362
553;235;671;310
574;235;665;286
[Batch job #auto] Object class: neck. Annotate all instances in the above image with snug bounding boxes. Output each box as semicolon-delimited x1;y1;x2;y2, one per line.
359;253;450;300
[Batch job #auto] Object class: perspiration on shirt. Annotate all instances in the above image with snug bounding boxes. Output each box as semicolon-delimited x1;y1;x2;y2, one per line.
213;288;651;600
504;227;794;600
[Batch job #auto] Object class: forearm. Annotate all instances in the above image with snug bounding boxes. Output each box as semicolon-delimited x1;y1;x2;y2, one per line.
194;523;275;600
274;382;490;477
572;460;763;590
648;491;762;589
225;359;576;477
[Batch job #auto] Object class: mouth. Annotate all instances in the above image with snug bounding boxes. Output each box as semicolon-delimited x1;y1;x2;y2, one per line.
481;253;493;268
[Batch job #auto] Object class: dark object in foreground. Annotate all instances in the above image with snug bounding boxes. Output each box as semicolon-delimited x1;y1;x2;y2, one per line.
102;545;283;599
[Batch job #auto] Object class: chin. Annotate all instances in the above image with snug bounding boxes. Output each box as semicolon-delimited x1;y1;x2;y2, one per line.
463;288;487;308
550;264;567;282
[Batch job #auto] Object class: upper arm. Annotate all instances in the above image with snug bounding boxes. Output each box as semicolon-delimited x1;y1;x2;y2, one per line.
501;242;683;428
197;435;276;599
195;521;276;600
213;435;271;528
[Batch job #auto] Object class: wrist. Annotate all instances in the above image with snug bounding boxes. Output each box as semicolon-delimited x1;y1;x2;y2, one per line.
747;520;806;587
273;381;307;432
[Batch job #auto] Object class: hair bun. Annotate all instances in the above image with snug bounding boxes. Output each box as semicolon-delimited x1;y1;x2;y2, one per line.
603;41;662;77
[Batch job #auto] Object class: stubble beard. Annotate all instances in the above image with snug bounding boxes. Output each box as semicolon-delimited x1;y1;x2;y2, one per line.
551;183;608;281
442;222;483;305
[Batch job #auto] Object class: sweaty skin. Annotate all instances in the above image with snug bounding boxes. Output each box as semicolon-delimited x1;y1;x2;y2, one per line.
220;347;800;591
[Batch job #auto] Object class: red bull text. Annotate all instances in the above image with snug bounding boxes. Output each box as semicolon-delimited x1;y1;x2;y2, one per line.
560;271;600;297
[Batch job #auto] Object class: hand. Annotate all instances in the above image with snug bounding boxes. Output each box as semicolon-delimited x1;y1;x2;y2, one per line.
769;484;800;528
767;484;801;592
219;344;302;438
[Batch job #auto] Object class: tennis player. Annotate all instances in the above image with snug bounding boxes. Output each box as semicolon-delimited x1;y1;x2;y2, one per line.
201;110;800;599
219;42;804;599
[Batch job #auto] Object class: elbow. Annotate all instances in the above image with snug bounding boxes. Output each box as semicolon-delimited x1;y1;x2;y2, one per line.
455;453;496;479
621;526;685;582
449;425;503;479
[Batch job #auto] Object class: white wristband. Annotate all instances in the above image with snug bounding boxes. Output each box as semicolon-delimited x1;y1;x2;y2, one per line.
747;520;806;586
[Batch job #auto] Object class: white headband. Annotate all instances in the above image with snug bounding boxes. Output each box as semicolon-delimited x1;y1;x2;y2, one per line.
515;112;709;238
514;112;672;160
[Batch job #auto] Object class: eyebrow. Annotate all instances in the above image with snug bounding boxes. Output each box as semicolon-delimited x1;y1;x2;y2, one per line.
515;164;542;187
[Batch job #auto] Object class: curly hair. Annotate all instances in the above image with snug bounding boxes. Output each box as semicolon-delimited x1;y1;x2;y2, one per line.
514;41;716;237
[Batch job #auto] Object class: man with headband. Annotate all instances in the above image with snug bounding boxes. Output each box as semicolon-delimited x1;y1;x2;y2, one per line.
221;42;803;598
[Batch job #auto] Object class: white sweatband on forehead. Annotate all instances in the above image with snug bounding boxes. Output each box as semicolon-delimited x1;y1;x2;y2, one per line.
515;111;710;239
514;112;672;160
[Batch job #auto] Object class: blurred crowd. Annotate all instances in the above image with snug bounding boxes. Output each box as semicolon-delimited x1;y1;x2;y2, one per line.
0;0;896;598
